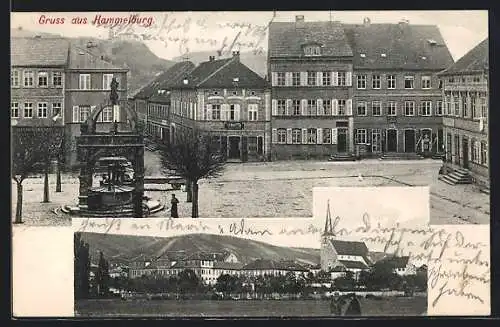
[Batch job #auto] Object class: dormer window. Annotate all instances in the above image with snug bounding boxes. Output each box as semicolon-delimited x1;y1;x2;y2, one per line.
381;53;387;58
304;45;321;56
360;53;366;58
213;91;219;95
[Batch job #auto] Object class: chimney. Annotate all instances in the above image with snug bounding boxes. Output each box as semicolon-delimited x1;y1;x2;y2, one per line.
363;17;371;27
209;55;215;61
232;51;240;61
295;15;305;23
398;19;409;29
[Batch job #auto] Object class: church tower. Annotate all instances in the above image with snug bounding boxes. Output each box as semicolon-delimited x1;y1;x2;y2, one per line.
320;199;337;271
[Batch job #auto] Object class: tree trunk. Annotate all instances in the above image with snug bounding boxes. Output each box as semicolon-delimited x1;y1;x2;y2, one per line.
56;159;62;192
191;182;199;218
186;179;192;203
15;182;23;224
43;165;50;203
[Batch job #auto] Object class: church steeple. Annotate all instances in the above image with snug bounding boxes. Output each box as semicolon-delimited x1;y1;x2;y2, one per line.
323;199;335;237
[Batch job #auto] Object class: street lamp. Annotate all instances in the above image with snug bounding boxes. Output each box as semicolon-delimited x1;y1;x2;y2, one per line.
52;111;63;192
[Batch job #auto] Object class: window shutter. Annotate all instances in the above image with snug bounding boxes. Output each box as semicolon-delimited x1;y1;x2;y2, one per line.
72;106;79;122
301;99;307;116
418;102;423;116
367;128;372;145
316;72;322;86
429;102;433;116
113;105;120;121
286;128;292;144
333;72;339;86
394;102;398;116
272;128;277;144
92;105;100;122
379;102;384;116
466;96;472;118
285;72;292;86
285;99;292;116
458;95;463;117
271;72;277;86
332;99;338;116
346;99;353;116
332;128;338;144
234;104;241;121
272;99;277;116
346;72;352;86
206;104;212;120
317;99;323;115
301;128;307;144
221;104;228;121
317;128;323;144
300;72;307;86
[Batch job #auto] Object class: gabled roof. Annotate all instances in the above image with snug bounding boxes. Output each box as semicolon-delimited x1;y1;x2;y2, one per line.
242;259;308;271
133;61;195;99
343;23;454;70
68;46;128;71
439;38;488;76
339;260;370;270
214;262;245;270
174;56;268;89
378;255;410;269
330;240;369;256
11;37;70;66
268;21;353;58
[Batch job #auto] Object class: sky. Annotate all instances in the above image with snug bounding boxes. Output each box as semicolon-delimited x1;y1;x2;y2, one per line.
11;10;488;62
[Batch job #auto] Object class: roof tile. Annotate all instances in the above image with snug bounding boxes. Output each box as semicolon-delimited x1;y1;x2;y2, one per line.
439;38;488;75
11;37;70;66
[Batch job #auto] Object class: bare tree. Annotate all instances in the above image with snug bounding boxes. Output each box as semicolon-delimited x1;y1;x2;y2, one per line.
159;128;226;218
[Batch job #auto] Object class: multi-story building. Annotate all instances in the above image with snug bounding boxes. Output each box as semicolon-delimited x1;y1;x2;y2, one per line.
344;18;454;157
11;37;68;131
169;52;271;162
268;16;355;160
64;44;129;166
438;38;489;188
131;61;195;141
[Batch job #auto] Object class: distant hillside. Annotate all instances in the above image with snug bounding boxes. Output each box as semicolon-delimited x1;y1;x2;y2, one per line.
172;51;267;77
79;232;320;266
11;28;175;95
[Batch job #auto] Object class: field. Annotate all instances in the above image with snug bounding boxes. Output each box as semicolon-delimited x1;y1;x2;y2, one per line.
75;297;427;317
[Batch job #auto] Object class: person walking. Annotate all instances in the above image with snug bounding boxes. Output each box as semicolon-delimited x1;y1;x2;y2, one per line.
170;194;179;218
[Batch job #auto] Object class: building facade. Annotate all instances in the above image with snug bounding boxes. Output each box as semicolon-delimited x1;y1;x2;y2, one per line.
268;17;355;160
345;20;454;157
169;53;271;162
64;44;129;167
439;38;489;188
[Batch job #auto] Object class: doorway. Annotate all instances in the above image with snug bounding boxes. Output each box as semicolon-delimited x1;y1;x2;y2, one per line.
372;129;382;153
446;133;452;162
387;129;397;152
454;135;460;165
437;129;444;153
337;129;347;153
462;137;469;169
404;129;416;153
228;136;240;159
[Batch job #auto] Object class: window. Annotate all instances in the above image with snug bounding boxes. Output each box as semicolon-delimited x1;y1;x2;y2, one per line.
323;99;332;115
481;141;488;166
103;74;114;90
421;101;432;116
462;96;468;117
291;128;301;144
23;71;34;87
357;101;367;116
448;77;454;83
472;140;480;163
436;101;443;116
304;46;321;56
404;101;415;116
471;95;477;118
481;97;487;118
338;100;346;115
372;75;381;89
307;99;316;116
292;72;300;86
248;104;258;121
307;128;317;144
307;71;316;86
453;96;460;116
357;75;366;89
421;76;431;89
24;102;33;118
277;129;286;144
387;101;397;116
212;104;221;120
79;74;91;89
473;76;481;83
372;101;381;116
229;104;236;120
404;76;414;89
37;102;48;118
292;100;301;116
322;72;331;86
438;80;443;89
38;72;48;87
277;100;286;115
11;102;19;118
79;106;90;122
276;72;285;86
102;107;113;122
323;128;332;144
11;70;20;87
355;129;367;144
338;72;346;86
53;72;62;87
387;75;396;89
